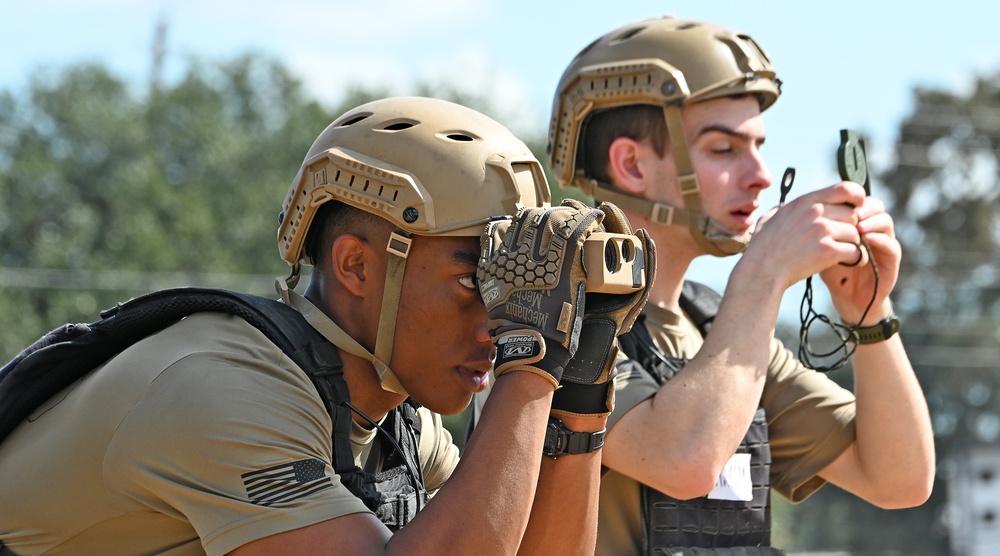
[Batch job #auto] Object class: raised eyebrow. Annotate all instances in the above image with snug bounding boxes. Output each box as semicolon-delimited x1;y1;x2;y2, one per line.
697;124;766;146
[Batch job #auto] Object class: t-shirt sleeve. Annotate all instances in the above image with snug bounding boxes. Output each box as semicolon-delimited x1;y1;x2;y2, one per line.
763;337;857;502
104;316;371;556
416;407;460;497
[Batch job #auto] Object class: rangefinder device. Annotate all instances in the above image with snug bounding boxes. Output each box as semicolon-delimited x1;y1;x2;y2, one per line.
583;232;645;294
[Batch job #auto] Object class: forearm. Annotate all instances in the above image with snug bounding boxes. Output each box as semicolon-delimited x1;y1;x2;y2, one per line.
606;266;780;496
389;372;554;555
519;414;606;554
843;335;935;507
660;265;778;453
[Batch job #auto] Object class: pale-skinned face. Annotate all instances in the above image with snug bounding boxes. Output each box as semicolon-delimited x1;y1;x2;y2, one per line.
645;96;774;247
388;234;495;415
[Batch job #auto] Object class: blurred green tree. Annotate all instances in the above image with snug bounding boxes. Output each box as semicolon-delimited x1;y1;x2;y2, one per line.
0;56;336;359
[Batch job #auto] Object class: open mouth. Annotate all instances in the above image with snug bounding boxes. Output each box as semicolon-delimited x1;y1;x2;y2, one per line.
459;366;491;392
729;208;757;230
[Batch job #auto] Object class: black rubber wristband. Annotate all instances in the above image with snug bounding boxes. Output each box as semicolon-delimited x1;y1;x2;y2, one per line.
853;313;901;344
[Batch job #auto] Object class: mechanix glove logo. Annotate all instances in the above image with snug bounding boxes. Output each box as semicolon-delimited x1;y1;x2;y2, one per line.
499;334;542;359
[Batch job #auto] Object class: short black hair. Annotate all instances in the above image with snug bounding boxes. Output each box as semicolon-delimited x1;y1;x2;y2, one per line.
304;202;394;266
581;104;667;184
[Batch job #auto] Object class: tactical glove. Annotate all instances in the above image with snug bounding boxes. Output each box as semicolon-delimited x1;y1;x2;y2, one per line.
552;199;655;419
478;202;605;388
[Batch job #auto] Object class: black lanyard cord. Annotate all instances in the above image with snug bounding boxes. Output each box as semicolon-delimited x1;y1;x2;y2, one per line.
797;235;880;372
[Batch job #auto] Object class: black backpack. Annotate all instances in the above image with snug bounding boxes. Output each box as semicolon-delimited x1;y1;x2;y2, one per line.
0;287;425;549
0;288;344;442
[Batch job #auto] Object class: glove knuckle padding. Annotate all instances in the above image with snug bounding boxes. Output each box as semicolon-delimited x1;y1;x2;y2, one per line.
478;205;604;385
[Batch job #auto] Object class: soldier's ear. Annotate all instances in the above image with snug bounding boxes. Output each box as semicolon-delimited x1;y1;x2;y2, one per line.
608;136;648;196
331;234;378;298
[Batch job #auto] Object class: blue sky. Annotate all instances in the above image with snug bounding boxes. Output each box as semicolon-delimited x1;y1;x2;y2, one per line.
3;0;998;305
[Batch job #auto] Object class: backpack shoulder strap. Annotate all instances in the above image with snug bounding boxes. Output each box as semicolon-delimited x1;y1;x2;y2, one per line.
678;280;722;337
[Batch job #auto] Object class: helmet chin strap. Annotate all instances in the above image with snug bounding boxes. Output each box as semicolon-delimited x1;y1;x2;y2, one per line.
582;104;748;257
700;220;750;256
660;104;748;258
587;183;747;257
276;230;413;397
371;231;412;396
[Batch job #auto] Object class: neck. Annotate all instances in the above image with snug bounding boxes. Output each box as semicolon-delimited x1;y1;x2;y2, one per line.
630;210;701;313
648;250;694;314
304;274;404;427
340;350;407;427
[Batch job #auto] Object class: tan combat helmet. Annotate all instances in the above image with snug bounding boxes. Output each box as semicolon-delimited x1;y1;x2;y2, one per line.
548;16;781;256
278;96;551;395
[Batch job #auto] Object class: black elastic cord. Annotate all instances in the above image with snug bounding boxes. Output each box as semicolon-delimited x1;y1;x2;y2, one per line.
797;236;879;372
779;167;881;372
344;401;424;514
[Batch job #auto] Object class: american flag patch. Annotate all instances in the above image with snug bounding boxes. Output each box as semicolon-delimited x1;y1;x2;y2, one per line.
242;458;334;506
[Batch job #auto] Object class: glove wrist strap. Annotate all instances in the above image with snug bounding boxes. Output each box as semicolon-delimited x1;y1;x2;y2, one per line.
551;381;615;418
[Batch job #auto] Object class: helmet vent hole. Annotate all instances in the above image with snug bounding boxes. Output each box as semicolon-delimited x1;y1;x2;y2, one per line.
378;118;419;132
611;27;644;44
445;133;474;142
339;114;371;127
677;23;698;31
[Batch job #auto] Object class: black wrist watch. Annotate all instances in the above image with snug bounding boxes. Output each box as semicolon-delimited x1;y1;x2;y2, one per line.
854;312;901;344
543;417;606;458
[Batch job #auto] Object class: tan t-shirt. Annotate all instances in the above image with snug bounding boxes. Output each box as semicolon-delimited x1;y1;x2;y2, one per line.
0;308;459;556
597;302;857;556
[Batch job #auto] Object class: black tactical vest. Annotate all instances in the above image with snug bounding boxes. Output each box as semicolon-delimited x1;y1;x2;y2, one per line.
617;282;781;556
350;398;427;530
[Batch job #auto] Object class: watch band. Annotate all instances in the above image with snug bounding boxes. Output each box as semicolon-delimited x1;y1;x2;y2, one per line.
853;312;901;344
543;417;606;458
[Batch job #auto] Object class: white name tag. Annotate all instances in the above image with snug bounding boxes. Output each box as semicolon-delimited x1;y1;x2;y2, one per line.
708;452;753;501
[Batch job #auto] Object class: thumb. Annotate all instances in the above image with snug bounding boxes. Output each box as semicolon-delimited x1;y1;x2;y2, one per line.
752;206;780;236
594;201;633;235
